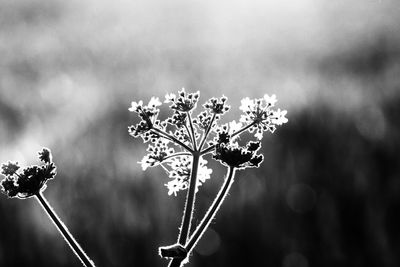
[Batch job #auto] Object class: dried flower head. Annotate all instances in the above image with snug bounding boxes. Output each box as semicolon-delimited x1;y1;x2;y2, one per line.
1;161;20;176
38;148;51;163
213;140;264;170
0;148;57;199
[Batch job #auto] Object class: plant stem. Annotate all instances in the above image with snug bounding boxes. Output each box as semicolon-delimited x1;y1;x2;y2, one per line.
168;153;200;267
231;121;256;138
35;192;96;267
163;152;192;161
185;167;236;253
184;123;193;145
198;113;216;151
187;112;197;151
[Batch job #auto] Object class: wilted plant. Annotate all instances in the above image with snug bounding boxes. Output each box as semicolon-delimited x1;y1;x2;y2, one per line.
0;148;96;267
128;88;288;266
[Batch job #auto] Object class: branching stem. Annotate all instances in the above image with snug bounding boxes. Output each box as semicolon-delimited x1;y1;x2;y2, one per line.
152;128;193;152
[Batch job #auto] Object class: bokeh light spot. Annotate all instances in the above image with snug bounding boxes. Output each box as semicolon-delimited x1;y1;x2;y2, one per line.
286;183;317;213
355;105;386;141
194;227;221;256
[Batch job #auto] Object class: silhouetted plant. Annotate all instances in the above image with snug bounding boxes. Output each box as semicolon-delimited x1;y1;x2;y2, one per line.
128;88;288;266
0;148;96;267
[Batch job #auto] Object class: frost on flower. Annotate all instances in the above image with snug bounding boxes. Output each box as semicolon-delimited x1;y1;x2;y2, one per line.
0;148;57;199
239;94;288;140
165;156;212;196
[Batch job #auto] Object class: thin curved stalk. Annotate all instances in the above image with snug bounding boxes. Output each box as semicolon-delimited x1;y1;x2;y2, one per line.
231;121;256;138
35;192;96;267
163;152;192;161
185;167;236;253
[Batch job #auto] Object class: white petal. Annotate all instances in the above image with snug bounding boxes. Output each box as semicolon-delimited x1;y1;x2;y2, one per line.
148;97;162;107
264;94;278;107
239;97;253;112
128;100;142;112
228;120;243;135
254;131;263;140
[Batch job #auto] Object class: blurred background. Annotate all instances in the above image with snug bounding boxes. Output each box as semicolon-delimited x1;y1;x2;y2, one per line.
1;0;400;266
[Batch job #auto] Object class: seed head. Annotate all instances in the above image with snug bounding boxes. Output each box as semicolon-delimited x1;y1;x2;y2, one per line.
0;148;57;199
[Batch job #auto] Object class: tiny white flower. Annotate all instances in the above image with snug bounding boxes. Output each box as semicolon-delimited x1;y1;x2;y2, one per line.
228;120;242;135
165;179;184;196
148;97;162;108
254;131;263;140
164;93;176;103
264;94;277;107
138;155;152;171
239;115;248;123
128;100;143;112
239;97;253;112
197;158;212;184
272;109;288;125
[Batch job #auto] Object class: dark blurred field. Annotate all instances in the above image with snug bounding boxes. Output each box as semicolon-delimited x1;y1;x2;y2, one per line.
1;0;400;266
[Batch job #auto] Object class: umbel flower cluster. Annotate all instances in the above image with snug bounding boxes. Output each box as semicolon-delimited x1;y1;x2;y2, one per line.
128;88;288;267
